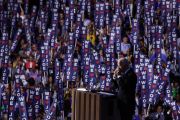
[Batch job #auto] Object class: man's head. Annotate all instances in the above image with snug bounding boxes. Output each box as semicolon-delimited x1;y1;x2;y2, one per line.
117;58;130;72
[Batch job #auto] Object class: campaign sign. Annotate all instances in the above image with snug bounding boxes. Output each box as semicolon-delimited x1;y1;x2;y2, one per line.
43;91;51;114
34;87;41;117
8;95;15;120
18;96;28;120
27;88;35;120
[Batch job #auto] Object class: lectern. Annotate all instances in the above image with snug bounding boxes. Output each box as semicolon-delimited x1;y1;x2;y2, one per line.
72;89;120;120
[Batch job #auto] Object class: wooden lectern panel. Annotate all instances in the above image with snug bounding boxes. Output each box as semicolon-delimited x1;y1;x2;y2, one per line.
85;92;90;120
80;92;85;120
90;93;96;120
72;90;118;120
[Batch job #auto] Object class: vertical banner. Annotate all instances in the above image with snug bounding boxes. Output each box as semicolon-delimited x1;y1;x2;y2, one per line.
24;0;29;15
99;2;105;29
41;29;51;73
43;91;51;114
65;7;70;31
155;26;162;75
171;30;177;63
105;29;116;90
44;98;57;120
34;87;41;118
1;90;9;114
89;62;96;89
81;27;90;84
158;61;171;97
69;0;74;30
72;58;79;81
95;3;100;28
1;33;9;84
55;59;64;112
92;49;100;72
24;18;32;45
51;8;59;48
105;2;110;26
115;26;121;55
27;88;35;120
10;29;22;52
18;96;28;120
115;0;121;15
136;0;141;19
75;13;82;40
30;6;37;31
8;95;15;120
171;101;180;120
108;30;116;71
64;33;74;81
147;64;153;104
100;65;106;91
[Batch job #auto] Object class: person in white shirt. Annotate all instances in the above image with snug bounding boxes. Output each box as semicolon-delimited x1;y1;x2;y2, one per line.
121;36;131;55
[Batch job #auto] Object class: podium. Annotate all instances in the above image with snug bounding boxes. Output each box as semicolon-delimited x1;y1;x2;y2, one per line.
72;89;120;120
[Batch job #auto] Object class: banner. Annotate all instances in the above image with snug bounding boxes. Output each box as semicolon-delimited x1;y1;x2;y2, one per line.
1;32;9;84
75;13;82;40
1;90;9;114
34;87;41;118
24;0;29;15
115;26;121;54
27;88;35;120
99;2;105;28
171;101;180;120
65;7;70;31
105;2;110;26
43;91;51;114
158;61;171;97
11;29;22;52
95;3;100;28
8;95;15;120
18;96;28;120
100;65;106;91
64;33;74;81
44;98;58;120
72;58;79;81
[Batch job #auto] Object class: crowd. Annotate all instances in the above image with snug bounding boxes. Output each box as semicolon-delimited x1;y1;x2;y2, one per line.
0;0;180;120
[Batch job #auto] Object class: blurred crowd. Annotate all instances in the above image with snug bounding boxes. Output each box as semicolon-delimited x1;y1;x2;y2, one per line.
0;0;180;120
